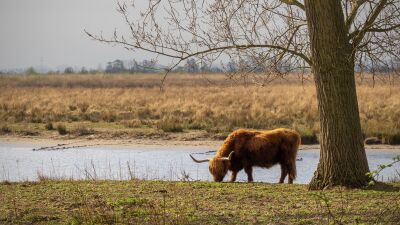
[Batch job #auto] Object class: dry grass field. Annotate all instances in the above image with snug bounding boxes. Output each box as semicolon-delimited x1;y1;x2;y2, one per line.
0;73;399;143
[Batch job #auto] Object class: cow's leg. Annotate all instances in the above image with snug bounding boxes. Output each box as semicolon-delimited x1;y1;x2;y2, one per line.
287;162;296;184
279;164;288;183
244;166;253;182
230;170;238;182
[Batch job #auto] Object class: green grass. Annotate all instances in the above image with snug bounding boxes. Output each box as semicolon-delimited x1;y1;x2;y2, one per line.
1;180;399;224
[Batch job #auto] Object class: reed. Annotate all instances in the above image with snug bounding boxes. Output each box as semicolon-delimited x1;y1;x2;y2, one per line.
1;74;399;143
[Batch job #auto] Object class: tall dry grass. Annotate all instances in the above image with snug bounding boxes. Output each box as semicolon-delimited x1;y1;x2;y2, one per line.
0;74;399;143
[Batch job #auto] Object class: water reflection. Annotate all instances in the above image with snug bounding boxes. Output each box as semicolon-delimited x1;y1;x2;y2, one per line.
0;143;399;183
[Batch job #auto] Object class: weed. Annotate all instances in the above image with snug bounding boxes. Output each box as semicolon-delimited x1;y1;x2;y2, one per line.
0;180;12;185
44;122;54;130
386;132;400;145
0;125;11;134
157;118;184;133
293;123;318;144
121;119;142;128
36;171;62;182
68;105;77;111
18;130;39;136
78;102;90;113
56;123;68;135
311;190;347;225
127;161;136;180
109;197;149;208
366;155;400;185
73;125;95;136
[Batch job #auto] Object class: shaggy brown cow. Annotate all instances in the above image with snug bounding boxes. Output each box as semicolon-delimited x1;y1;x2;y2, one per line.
190;128;300;183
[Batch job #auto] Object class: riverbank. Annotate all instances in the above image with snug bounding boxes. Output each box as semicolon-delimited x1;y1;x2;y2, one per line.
1;180;399;224
1;135;400;150
0;134;222;148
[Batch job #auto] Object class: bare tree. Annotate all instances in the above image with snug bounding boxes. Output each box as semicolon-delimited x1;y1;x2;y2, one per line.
86;0;400;189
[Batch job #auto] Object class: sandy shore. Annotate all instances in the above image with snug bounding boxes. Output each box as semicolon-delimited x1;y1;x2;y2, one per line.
0;135;222;148
1;136;399;151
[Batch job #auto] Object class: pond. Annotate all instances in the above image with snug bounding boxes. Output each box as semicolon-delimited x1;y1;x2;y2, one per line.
0;143;399;184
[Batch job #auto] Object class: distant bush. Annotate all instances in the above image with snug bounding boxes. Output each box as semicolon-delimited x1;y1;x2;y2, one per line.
68;105;77;111
56;123;68;135
25;67;38;75
73;125;95;136
186;122;206;130
293;124;319;144
121;119;143;128
366;130;400;145
384;132;400;145
102;111;117;122
45;122;54;130
86;111;101;122
78;103;90;113
0;125;11;134
300;134;319;145
64;67;74;74
157;118;183;133
18;130;39;136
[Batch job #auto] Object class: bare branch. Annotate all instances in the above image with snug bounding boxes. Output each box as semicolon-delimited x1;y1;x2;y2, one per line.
86;28;312;66
87;0;399;85
351;0;388;47
280;0;305;10
345;0;367;31
366;23;400;32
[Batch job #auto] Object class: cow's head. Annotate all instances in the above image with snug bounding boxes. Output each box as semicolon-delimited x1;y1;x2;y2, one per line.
190;152;233;182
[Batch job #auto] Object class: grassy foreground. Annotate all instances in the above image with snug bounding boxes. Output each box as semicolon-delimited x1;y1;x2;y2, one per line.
1;180;399;224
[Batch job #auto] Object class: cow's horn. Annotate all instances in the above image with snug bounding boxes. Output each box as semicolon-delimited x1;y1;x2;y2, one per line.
190;154;210;163
220;151;234;161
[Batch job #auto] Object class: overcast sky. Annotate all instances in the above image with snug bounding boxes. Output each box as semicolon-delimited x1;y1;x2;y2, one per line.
0;0;156;70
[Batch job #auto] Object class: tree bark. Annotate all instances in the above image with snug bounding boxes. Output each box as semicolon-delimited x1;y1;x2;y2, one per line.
304;0;370;189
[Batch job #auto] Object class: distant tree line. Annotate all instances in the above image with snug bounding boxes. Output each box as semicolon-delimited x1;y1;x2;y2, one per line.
105;59;159;73
104;58;223;74
1;58;399;75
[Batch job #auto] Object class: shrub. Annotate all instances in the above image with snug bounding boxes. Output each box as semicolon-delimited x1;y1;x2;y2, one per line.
19;130;39;136
293;124;319;144
121;119;142;128
0;125;12;134
78;103;90;113
385;132;400;145
157;118;184;132
300;134;319;145
68;105;77;111
84;110;101;122
45;122;54;130
25;67;38;75
73;125;95;136
102;111;117;122
186;122;206;130
56;123;68;135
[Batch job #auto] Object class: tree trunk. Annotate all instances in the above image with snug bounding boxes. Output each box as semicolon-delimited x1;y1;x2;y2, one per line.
304;1;370;189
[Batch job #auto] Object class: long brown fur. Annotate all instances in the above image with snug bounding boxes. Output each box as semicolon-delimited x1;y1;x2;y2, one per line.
208;128;301;183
